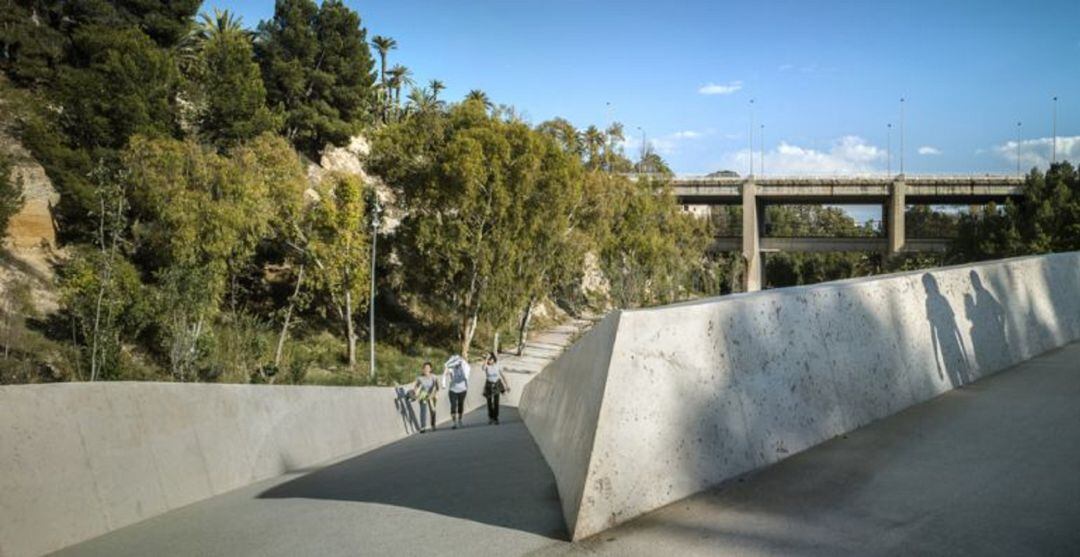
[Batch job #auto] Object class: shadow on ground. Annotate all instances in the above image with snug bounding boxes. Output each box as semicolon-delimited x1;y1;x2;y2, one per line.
259;406;568;541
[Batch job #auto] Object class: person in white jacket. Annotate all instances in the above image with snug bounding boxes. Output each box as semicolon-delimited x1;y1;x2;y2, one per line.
443;355;470;429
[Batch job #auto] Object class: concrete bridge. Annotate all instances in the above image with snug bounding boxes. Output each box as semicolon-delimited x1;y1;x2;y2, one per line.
3;252;1078;557
668;174;1025;291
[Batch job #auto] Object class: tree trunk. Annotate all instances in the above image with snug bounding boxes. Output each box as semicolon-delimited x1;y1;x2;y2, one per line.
493;332;500;356
460;308;479;359
345;290;356;369
516;297;535;356
274;264;305;367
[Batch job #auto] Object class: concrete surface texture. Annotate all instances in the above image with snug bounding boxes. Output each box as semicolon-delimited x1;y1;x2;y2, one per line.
52;407;567;557
0;316;587;557
520;251;1080;539
518;312;621;534
48;333;1080;557
0;382;414;557
534;341;1080;556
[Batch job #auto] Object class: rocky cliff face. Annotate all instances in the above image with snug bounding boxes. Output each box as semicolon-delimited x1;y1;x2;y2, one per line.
1;131;61;313
307;135;401;233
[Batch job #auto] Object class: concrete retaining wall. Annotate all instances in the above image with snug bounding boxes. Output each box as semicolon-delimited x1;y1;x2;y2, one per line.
0;365;490;557
520;252;1080;539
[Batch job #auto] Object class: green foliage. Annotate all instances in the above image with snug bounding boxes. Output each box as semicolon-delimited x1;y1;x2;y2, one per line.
0;152;22;235
188;10;280;149
256;0;377;157
58;26;180;150
371;101;599;354
59;247;148;380
307;172;370;366
952;163;1080;260
600;177;710;307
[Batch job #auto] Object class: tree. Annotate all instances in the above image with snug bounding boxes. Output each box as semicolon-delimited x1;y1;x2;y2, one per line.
370;34;396;122
372;102;593;355
429;79;446;102
307;173;370;369
256;0;376;157
385;63;413;119
58;163;147;381
464;89;492;110
189;10;280;149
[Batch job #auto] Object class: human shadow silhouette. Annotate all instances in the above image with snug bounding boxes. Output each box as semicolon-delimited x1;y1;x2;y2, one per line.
258;406;567;540
393;387;421;434
963;271;1010;375
923;274;971;387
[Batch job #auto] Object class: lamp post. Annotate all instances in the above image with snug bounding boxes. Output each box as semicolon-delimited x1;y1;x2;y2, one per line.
369;195;382;380
760;123;765;176
606;101;613;171
886;123;892;176
749;98;755;177
899;97;905;176
636;126;645;172
1052;96;1058;165
1016;121;1022;177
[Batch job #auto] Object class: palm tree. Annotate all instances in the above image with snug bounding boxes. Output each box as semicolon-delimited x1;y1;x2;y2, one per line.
197;8;245;39
405;87;437;117
582;125;605;169
464;89;493;110
429;79;446;102
178;9;245;70
385;64;413;114
370;35;397;122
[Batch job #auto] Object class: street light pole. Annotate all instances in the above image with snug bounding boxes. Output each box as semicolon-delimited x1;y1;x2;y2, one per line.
1016;121;1022;177
1052;96;1058;165
749;99;755;177
636;126;645;171
899;97;905;176
760;123;765;176
369;196;382;380
886;123;892;176
606;101;613;172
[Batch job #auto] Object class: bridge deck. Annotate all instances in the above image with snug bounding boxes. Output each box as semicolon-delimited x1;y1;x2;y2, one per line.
57;340;1080;556
671;175;1024;205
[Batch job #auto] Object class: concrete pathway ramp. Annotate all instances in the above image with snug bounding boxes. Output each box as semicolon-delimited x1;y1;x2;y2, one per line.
520;252;1080;540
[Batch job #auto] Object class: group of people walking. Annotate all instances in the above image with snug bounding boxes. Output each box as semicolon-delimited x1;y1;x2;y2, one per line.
409;352;510;433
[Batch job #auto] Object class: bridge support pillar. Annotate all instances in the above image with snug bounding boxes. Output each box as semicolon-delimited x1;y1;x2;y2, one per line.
887;180;906;256
742;179;763;292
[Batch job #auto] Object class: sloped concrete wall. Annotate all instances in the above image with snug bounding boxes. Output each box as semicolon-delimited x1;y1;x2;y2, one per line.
522;252;1080;539
519;312;621;535
0;364;490;557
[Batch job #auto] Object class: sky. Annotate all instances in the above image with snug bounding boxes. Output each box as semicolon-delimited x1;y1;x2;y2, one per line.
212;0;1080;178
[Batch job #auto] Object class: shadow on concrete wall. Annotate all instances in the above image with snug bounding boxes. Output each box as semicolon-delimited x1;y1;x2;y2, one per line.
258;406;568;540
393;387;421;433
923;274;971;388
963;271;1009;374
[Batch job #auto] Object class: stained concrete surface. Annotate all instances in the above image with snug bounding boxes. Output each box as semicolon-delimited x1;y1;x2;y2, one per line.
522;252;1080;538
532;341;1080;557
53;340;1080;557
54;407;567;557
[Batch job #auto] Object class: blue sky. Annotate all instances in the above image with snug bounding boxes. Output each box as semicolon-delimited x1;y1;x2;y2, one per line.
214;0;1079;177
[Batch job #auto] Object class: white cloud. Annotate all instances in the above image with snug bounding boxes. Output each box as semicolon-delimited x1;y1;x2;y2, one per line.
620;129;711;157
778;64;795;72
720;135;886;175
698;81;743;95
918;146;942;156
993;135;1080;169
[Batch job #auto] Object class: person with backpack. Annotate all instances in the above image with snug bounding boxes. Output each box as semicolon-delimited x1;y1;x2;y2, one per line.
482;352;510;425
412;362;440;433
443;355;470;429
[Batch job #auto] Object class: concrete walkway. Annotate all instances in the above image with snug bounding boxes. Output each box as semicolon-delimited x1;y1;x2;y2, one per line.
535;341;1080;557
58;340;1079;557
